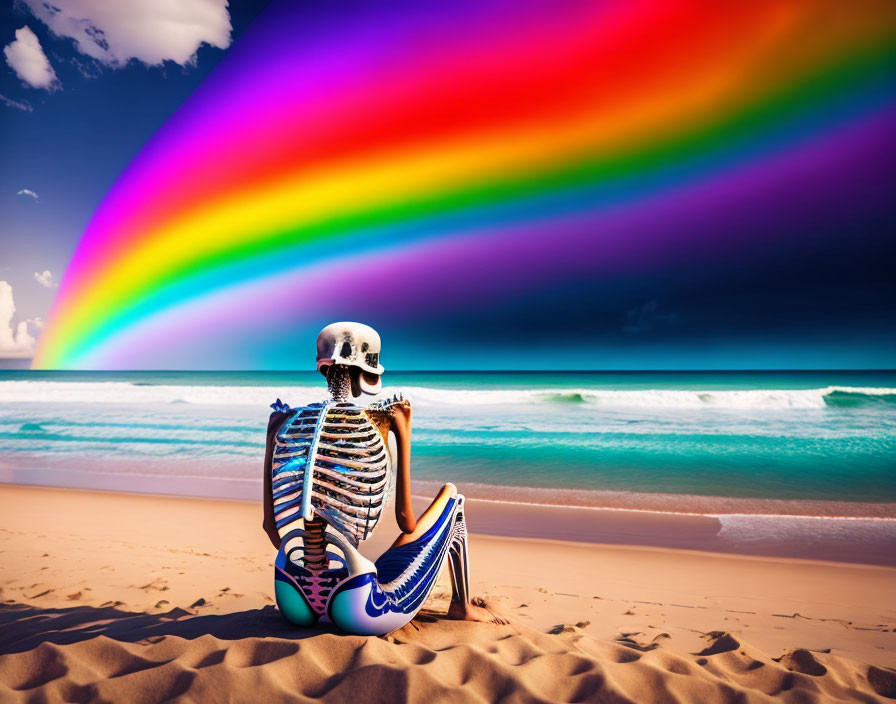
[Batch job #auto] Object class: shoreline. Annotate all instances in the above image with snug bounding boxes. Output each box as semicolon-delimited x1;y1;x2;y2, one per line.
460;493;896;521
3;454;896;519
3;478;896;567
411;478;896;519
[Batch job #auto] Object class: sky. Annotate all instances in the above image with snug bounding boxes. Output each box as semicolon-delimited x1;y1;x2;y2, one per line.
2;1;896;371
0;0;270;364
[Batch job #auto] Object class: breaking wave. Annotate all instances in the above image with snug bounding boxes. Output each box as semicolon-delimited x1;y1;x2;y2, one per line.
1;381;895;410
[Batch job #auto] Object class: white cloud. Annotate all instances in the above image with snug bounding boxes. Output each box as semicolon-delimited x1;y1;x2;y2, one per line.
3;26;59;90
21;0;232;68
17;188;39;201
0;91;34;111
34;270;57;288
0;281;38;358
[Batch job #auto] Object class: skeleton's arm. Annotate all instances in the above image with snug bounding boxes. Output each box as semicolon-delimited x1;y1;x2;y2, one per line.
262;410;288;549
390;402;417;534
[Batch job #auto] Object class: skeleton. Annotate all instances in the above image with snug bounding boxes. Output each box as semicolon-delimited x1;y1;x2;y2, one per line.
264;323;481;635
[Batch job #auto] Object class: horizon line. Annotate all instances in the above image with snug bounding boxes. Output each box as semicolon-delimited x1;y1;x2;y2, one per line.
3;366;896;373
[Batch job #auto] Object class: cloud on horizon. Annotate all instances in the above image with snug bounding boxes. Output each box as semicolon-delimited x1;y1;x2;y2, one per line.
3;26;59;90
0;281;39;358
34;270;57;288
20;0;233;69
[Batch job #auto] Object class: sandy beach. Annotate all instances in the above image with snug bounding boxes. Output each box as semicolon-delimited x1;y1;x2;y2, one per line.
1;483;894;703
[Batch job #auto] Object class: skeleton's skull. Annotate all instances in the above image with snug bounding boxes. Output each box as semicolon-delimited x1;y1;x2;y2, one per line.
316;322;384;393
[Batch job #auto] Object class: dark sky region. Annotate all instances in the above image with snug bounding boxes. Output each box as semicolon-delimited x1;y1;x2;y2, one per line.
1;1;895;370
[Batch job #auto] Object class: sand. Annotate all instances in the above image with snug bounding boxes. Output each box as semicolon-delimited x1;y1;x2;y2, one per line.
1;484;894;703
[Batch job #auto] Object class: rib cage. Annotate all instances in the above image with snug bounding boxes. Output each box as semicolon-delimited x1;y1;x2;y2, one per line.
272;401;390;546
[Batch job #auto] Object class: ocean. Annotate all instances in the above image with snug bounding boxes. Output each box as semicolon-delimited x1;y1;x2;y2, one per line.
1;370;894;514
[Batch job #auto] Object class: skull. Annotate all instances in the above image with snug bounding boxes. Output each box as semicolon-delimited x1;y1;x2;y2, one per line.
316;322;384;393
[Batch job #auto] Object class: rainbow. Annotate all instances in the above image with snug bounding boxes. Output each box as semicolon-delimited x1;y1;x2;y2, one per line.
34;0;896;368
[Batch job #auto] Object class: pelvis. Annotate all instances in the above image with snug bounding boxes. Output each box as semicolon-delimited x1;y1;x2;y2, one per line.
273;495;468;637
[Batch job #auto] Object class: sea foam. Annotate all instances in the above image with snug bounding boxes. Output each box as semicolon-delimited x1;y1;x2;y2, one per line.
1;381;894;410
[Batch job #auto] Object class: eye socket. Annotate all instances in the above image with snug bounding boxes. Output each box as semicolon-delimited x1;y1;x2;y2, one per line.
339;342;352;357
365;352;379;368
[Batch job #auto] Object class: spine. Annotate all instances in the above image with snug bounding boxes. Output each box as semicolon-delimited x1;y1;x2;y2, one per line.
303;517;329;570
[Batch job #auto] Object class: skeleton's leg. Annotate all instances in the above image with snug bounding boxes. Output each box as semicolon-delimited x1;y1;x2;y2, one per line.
328;487;464;636
447;496;470;607
390;484;469;606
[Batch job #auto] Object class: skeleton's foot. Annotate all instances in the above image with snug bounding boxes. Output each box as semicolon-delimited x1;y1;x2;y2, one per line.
448;596;509;625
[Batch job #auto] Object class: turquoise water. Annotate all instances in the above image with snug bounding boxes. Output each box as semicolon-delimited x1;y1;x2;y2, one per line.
1;370;894;507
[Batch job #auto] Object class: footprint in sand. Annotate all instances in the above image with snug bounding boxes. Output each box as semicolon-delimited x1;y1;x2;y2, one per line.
776;649;827;676
697;632;740;656
139;579;170;592
616;632;664;652
550;624;578;634
550;621;590;634
217;587;243;597
66;591;81;601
